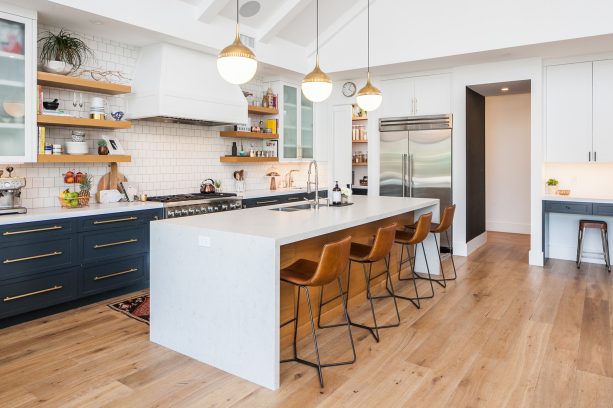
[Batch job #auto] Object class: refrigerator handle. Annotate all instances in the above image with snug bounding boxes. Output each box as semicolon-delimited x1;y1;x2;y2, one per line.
408;154;413;197
402;154;407;197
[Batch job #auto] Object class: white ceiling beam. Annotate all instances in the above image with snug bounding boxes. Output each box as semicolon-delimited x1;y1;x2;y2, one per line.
307;0;376;57
195;0;231;23
258;0;311;43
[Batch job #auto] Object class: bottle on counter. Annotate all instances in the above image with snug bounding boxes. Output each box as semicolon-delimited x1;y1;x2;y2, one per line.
332;181;342;205
231;141;238;156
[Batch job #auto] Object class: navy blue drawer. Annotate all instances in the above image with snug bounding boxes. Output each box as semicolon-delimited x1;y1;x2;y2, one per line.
544;201;592;215
593;204;613;216
81;255;145;296
0;219;75;246
0;268;78;319
0;238;76;281
81;227;147;262
79;211;147;231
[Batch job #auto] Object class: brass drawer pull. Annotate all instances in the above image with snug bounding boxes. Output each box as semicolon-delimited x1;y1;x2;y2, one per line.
3;251;63;264
93;216;138;225
94;268;138;281
2;225;63;236
4;285;63;302
93;239;138;249
287;197;300;201
256;199;279;205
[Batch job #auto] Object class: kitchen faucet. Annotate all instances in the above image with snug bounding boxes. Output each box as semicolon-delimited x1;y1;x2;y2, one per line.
306;160;323;209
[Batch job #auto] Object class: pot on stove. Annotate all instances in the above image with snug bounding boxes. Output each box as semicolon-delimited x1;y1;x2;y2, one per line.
200;179;216;194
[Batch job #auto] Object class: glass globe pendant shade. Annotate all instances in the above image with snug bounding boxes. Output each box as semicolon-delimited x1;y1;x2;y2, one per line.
301;58;332;103
217;29;257;85
356;75;382;111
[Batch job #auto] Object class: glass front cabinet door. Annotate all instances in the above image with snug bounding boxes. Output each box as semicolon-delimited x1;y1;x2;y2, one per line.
0;9;36;163
276;82;315;162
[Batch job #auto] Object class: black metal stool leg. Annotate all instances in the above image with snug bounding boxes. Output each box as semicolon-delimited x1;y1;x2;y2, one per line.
303;287;324;387
446;230;458;280
337;277;357;364
606;230;612;273
280;283;301;363
413;233;447;288
318;263;351;329
577;227;584;269
389;243;421;309
601;228;611;273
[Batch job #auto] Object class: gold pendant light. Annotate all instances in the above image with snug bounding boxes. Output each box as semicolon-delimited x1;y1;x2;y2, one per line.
356;0;382;111
302;0;332;103
217;0;257;85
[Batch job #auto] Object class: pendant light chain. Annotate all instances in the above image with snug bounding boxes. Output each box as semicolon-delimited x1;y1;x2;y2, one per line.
316;0;319;59
367;0;370;75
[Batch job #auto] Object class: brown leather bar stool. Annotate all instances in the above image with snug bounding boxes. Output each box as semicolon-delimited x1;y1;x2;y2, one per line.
280;236;356;388
392;212;433;309
577;220;611;272
341;224;401;343
407;204;457;287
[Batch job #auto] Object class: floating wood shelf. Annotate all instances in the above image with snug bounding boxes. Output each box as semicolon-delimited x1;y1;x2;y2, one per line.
352;116;368;121
37;72;131;95
247;106;278;115
219;156;279;163
352;162;368;166
220;131;278;139
37;154;131;163
352;140;368;143
37;115;131;129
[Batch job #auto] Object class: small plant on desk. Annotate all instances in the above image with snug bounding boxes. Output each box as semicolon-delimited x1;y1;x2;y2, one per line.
546;178;559;195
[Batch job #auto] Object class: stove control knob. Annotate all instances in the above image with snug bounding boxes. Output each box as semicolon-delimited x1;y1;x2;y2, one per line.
167;210;175;218
221;204;228;211
181;209;189;216
194;208;201;214
213;206;220;212
201;206;208;213
188;208;195;215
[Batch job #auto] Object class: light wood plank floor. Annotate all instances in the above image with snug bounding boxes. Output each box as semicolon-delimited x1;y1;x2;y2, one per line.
1;232;613;407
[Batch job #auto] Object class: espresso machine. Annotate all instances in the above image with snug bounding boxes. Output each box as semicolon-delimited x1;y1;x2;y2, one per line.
0;167;27;215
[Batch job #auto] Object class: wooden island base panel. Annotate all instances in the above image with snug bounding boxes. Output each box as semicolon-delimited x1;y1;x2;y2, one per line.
279;212;414;348
150;196;440;390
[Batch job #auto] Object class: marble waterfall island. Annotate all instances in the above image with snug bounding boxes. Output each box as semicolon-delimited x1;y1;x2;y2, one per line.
150;195;440;390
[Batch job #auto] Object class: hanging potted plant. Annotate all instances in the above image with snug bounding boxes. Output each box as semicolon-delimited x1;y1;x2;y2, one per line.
38;29;94;75
546;178;559;195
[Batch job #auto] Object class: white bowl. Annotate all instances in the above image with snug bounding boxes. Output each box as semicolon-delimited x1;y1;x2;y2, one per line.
65;141;88;155
2;101;24;118
42;61;73;75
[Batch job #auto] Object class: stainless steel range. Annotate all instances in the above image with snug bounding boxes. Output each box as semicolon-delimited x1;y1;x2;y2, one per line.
147;193;242;218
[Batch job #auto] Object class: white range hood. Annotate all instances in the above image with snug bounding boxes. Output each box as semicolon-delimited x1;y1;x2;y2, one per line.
127;43;248;126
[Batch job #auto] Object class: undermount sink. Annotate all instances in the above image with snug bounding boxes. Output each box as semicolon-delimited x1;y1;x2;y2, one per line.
270;203;312;212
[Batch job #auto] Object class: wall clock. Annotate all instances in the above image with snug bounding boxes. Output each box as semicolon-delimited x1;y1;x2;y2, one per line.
342;81;356;97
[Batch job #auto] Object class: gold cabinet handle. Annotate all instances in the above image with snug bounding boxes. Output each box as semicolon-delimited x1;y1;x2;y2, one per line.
256;199;279;205
93;216;138;225
3;251;63;264
93;239;138;249
94;268;138;281
2;225;63;236
4;285;63;302
287;197;300;201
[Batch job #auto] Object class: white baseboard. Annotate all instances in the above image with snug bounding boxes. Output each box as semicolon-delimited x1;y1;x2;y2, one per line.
486;220;531;234
529;250;544;266
467;232;488;256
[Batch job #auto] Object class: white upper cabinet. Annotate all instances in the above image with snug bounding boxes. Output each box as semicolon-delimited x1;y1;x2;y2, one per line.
413;74;452;116
546;62;593;162
0;9;36;163
380;74;451;118
273;81;316;162
593;59;613;162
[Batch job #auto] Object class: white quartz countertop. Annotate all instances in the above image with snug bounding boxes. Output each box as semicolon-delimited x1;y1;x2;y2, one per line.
543;194;613;204
234;187;327;199
0;201;163;225
157;195;439;245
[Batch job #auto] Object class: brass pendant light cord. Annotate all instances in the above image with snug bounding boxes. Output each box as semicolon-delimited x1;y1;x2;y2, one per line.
367;0;370;76
316;0;320;64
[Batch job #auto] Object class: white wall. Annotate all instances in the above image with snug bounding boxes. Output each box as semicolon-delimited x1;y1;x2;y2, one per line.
485;93;531;234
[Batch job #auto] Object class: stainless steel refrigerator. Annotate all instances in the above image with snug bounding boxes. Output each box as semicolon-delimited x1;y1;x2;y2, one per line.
379;114;453;248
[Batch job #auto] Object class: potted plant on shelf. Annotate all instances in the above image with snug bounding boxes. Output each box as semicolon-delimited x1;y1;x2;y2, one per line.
97;139;109;155
546;178;559;195
38;29;94;75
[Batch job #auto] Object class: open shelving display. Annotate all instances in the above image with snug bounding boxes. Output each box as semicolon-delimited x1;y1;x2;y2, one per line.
37;72;132;95
219;131;278;139
219;156;279;163
37;154;131;163
37;115;132;129
247;106;278;115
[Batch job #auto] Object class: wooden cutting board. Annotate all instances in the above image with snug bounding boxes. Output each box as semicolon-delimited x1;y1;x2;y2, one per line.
96;163;127;203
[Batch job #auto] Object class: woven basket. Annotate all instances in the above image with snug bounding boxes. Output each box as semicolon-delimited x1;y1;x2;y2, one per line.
557;189;571;196
58;194;91;208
